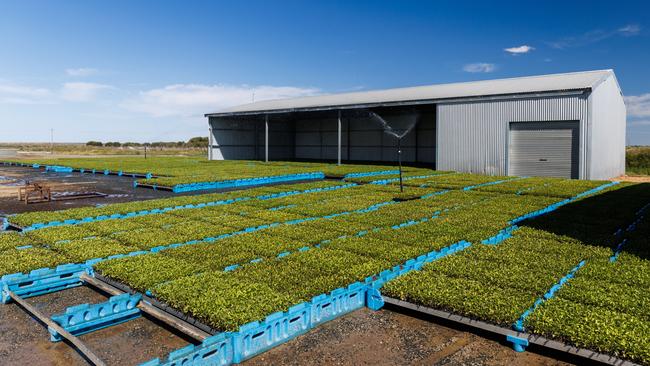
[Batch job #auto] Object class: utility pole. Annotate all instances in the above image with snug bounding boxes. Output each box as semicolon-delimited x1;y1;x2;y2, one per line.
50;128;54;154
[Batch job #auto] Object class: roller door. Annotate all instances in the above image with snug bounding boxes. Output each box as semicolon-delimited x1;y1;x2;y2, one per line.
508;121;579;179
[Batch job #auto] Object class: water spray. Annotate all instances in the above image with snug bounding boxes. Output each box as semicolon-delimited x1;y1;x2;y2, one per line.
368;111;419;193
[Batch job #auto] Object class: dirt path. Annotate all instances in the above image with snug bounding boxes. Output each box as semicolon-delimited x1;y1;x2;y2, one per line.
612;175;650;183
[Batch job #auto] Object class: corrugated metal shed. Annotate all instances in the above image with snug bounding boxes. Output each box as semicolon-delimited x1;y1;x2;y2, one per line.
206;69;625;180
436;94;590;178
206;70;614;116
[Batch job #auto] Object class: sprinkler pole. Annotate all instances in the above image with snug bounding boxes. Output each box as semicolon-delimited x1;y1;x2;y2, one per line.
367;109;418;194
398;138;403;192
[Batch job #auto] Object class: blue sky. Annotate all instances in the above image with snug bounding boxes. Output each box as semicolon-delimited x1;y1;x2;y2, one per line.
1;0;649;144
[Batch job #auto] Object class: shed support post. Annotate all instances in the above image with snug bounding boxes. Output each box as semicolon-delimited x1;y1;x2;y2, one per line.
208;124;213;160
265;114;269;163
337;110;342;165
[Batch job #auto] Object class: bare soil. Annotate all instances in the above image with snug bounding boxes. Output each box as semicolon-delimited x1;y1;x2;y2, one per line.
612;174;650;183
244;308;574;366
0;285;192;366
0;288;578;366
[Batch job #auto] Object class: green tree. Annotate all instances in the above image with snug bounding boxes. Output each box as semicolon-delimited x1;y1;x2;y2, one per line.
187;136;209;148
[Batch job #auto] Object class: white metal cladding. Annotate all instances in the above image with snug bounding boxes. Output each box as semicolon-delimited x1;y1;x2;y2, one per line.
588;74;626;179
436;94;589;178
508;121;580;178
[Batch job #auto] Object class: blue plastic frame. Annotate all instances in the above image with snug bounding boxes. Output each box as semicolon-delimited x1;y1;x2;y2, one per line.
1;263;92;303
140;180;619;365
171;172;326;193
49;293;142;341
140;240;471;366
12;183;356;232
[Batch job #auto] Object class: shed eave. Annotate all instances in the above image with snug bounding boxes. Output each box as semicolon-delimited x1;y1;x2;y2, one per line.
204;88;590;118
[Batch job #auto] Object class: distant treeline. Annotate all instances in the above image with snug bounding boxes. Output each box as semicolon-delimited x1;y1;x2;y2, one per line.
86;137;208;148
627;146;650;175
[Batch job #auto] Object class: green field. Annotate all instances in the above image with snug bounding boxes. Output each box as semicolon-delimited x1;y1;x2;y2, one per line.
1;158;649;364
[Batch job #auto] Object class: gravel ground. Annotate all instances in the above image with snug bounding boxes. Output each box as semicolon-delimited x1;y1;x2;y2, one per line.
244;308;575;366
0;289;579;366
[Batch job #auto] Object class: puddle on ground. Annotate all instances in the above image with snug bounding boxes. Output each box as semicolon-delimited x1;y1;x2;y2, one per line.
52;191;105;198
106;193;130;198
0;174;26;187
0;165;188;215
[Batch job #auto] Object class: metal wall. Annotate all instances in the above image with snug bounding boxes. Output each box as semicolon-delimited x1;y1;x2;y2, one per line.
209;117;295;160
295;117;348;160
508;121;580;178
415;112;436;164
256;120;294;160
588;75;626;179
209;117;257;160
210;76;625;179
209;110;436;165
436;94;590;178
293;111;435;164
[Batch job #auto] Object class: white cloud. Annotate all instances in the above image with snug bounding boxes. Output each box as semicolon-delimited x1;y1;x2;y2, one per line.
60;82;113;102
504;45;534;55
66;68;98;77
1;81;113;104
463;63;496;73
549;24;642;49
122;84;320;118
625;93;650;118
0;83;52;104
618;24;641;36
628;119;650;127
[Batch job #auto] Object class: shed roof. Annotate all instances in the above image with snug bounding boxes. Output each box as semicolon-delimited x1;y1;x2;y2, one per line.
206;70;615;117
